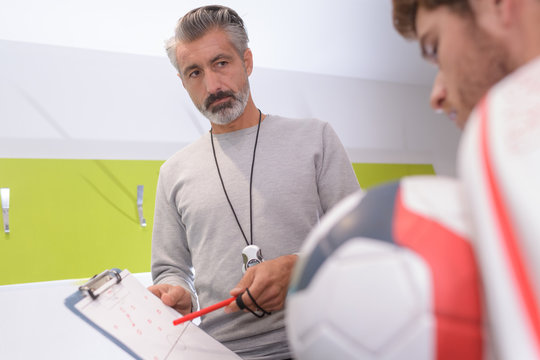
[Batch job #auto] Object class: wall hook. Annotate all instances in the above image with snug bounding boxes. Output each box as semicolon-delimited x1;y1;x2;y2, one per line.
137;185;146;227
1;188;10;233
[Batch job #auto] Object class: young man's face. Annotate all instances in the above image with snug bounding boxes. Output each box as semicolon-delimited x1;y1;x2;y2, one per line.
176;29;253;126
416;5;511;129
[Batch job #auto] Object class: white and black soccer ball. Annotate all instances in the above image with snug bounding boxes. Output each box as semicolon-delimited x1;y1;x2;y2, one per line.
286;179;483;360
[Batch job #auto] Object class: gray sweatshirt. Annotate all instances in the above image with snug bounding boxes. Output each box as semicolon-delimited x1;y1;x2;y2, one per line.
152;114;360;359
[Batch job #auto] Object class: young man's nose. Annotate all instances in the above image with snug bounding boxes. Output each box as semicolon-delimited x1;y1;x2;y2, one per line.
430;71;447;112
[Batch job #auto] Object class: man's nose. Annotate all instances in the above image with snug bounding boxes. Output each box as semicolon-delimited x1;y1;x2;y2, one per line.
430;71;447;112
204;70;223;95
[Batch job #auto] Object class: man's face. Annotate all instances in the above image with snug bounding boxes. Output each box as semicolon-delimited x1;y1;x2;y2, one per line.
416;5;511;129
176;29;252;125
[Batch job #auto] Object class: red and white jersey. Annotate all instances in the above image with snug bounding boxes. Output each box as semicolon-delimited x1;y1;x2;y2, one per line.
458;56;540;360
395;176;485;360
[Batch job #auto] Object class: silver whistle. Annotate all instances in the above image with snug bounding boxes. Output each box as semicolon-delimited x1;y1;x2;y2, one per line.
242;245;264;273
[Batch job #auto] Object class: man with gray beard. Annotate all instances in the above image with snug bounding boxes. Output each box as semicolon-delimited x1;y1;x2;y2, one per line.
149;5;360;359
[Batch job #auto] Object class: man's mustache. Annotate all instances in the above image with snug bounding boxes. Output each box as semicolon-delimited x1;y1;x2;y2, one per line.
205;90;237;109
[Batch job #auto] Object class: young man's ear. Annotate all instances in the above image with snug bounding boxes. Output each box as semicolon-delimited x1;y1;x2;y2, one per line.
473;0;516;36
495;0;517;26
482;0;516;26
243;48;253;76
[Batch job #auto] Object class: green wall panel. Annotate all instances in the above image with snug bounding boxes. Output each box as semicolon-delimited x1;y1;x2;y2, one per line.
352;163;436;190
0;159;163;285
0;159;435;285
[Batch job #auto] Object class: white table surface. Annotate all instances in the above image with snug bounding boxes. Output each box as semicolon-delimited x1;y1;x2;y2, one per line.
0;272;233;359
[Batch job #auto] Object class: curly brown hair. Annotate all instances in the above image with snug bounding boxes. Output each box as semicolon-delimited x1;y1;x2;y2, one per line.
392;0;472;38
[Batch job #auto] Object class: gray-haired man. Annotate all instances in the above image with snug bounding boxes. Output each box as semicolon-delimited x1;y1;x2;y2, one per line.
149;5;360;359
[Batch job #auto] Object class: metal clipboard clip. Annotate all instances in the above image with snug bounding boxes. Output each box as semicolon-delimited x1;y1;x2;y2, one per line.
79;269;122;300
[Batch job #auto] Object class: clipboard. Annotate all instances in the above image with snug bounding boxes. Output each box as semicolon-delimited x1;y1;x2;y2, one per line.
65;269;240;360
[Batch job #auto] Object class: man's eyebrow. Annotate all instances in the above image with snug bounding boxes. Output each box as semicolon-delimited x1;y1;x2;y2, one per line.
182;63;199;77
181;53;235;77
210;53;234;64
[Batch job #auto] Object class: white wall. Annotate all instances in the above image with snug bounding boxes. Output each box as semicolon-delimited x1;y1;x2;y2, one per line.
0;0;436;85
0;0;461;176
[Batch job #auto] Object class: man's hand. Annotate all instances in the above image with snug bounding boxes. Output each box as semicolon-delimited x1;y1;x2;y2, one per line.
224;254;298;314
148;283;192;315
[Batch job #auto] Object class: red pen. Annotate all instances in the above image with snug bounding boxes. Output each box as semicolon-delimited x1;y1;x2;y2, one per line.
173;296;237;326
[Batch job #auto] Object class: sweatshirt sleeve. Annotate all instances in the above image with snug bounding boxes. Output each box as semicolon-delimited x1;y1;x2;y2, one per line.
151;168;199;311
317;122;362;214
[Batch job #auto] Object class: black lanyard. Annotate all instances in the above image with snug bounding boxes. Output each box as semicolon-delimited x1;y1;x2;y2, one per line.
210;109;262;247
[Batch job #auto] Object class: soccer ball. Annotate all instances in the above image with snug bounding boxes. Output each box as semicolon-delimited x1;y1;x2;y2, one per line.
286;179;483;360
